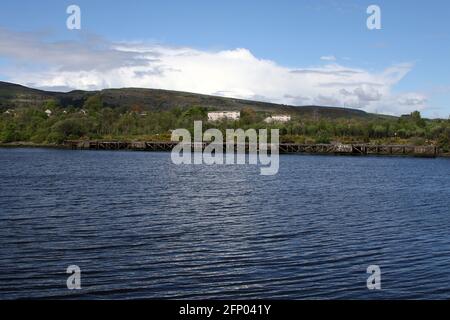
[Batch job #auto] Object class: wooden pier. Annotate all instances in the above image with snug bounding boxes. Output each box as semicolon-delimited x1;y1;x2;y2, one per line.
64;140;439;157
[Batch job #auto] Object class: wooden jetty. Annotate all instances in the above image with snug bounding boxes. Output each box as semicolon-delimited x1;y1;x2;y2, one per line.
64;140;439;157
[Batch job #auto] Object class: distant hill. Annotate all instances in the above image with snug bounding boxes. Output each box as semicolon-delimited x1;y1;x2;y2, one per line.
0;81;377;119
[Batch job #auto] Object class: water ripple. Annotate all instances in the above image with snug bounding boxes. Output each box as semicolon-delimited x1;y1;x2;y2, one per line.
0;148;450;299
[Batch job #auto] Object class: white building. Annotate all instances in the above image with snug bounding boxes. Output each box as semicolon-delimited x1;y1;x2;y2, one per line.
264;115;291;123
45;109;52;117
207;111;240;121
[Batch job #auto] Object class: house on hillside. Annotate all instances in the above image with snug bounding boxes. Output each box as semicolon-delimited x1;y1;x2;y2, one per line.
264;115;291;123
207;111;240;121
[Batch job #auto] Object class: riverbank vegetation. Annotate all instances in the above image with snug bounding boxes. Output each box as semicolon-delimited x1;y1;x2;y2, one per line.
1;97;449;152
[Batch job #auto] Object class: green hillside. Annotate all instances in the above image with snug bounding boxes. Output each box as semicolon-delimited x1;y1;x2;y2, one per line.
0;81;371;119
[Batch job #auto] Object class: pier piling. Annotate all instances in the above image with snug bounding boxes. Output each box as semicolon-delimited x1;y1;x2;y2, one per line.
64;141;439;157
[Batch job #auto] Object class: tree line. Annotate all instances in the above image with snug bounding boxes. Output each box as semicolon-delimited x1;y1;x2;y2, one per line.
1;97;449;152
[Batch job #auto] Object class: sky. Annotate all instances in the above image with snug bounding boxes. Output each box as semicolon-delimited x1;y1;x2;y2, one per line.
0;0;449;117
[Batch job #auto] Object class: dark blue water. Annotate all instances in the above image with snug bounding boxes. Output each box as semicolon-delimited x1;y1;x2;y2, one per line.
0;148;450;299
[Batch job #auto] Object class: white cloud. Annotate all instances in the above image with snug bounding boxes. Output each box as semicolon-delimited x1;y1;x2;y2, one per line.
0;29;428;115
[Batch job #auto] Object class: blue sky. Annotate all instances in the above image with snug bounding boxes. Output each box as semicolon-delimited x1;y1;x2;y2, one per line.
0;0;449;117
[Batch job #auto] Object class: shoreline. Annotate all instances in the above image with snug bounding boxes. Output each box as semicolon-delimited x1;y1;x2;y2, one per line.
1;141;449;158
0;142;66;149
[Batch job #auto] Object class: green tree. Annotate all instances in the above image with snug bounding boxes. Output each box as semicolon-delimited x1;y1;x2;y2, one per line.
83;95;103;113
411;110;426;128
240;107;257;125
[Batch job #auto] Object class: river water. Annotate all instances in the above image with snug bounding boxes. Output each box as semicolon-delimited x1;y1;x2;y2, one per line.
0;148;449;299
